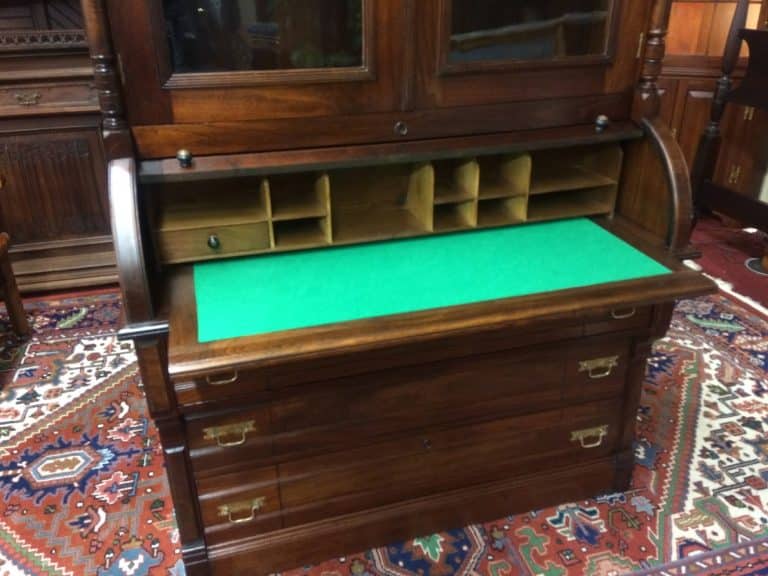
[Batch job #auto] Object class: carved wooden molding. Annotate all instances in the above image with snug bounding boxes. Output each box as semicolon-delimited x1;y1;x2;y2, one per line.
0;29;88;52
81;0;127;131
636;0;673;119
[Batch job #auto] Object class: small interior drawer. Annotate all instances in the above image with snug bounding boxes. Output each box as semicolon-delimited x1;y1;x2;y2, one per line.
158;222;271;264
187;406;272;476
564;337;631;402
197;466;282;546
0;82;97;115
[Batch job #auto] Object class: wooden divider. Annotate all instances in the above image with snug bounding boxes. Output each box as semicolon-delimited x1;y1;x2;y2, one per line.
153;144;624;264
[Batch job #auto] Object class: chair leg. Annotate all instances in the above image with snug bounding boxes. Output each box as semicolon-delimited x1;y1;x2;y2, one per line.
0;254;30;338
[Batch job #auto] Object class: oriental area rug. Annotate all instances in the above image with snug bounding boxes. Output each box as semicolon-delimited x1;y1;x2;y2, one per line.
0;289;767;576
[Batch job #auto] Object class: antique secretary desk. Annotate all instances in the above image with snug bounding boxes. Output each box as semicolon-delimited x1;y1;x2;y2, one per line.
82;0;716;573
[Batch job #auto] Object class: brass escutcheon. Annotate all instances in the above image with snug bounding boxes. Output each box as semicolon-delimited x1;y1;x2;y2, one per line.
14;92;41;106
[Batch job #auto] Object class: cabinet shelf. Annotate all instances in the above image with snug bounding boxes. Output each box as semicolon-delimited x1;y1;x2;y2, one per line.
268;173;330;222
477;197;527;227
153;143;625;264
273;218;330;250
478;154;531;199
433;159;480;205
530;145;622;196
434;202;476;232
527;187;615;222
334;207;430;244
530;165;616;195
156;182;269;231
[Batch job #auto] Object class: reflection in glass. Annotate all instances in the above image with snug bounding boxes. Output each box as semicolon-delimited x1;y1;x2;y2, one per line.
164;0;364;73
449;0;612;64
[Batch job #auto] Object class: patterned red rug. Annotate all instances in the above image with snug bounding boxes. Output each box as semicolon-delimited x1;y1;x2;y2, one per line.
0;289;767;576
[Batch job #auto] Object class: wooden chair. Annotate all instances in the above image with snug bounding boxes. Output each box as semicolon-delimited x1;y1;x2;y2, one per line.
0;233;30;338
691;0;768;274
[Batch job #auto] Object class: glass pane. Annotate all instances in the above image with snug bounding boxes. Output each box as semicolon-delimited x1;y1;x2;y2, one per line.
164;0;364;73
449;0;613;64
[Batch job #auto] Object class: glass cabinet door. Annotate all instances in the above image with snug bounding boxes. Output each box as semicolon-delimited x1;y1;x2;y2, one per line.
414;0;644;112
164;0;364;74
447;0;614;66
108;0;402;126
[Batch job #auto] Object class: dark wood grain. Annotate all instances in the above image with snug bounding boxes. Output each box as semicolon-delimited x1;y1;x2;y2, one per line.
0;2;116;292
208;457;621;575
132;93;633;159
0;233;30;337
165;219;712;380
86;1;719;572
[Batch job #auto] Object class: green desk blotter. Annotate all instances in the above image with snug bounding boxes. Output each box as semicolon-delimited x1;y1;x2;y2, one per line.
193;218;670;343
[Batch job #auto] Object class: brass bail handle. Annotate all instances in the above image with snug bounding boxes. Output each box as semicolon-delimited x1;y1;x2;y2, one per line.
218;497;266;524
203;420;256;448
571;425;609;449
578;355;619;379
205;370;239;386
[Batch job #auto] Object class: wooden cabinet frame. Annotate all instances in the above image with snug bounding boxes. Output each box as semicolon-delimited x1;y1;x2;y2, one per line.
105;0;403;125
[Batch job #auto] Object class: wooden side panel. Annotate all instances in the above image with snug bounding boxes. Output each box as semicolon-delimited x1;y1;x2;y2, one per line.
617;118;692;251
0;129;108;243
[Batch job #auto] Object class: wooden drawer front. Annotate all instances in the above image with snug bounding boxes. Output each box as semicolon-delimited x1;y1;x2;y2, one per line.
187;407;272;476
0;82;97;116
158;222;271;264
278;399;622;528
197;466;282;546
564;338;631;402
270;348;565;461
584;305;653;336
174;366;270;409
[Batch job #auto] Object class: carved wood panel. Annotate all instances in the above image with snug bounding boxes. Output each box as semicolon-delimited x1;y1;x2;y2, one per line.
0;129;108;244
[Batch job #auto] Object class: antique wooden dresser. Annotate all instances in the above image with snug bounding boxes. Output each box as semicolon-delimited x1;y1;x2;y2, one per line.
0;0;116;291
82;1;716;574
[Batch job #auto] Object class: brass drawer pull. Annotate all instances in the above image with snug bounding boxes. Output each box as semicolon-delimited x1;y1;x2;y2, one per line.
14;92;42;106
578;356;619;379
203;420;256;447
610;307;636;320
205;370;238;386
218;497;266;524
571;425;609;449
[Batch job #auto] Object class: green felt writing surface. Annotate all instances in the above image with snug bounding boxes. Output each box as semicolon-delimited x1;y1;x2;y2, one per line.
193;218;670;343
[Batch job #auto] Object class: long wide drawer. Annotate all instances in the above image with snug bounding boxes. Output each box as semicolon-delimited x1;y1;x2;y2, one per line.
196;398;622;543
277;398;623;528
0;82;98;116
186;336;630;475
171;301;649;408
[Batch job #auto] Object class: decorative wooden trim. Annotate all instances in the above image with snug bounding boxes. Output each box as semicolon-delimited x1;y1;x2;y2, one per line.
641;117;693;253
81;0;127;131
435;0;622;76
108;158;154;323
636;0;674;119
0;29;88;52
